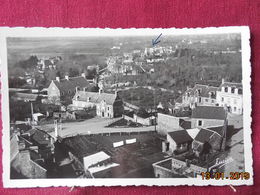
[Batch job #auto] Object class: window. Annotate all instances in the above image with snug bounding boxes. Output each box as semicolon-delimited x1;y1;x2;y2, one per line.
68;90;71;94
166;142;170;151
198;120;202;126
238;88;243;95
198;97;202;103
211;100;214;103
225;87;228;92
231;87;235;93
221;97;224;102
107;107;109;111
234;107;237;112
205;98;208;102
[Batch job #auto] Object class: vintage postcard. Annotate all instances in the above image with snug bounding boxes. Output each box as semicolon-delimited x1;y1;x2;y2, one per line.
0;27;252;187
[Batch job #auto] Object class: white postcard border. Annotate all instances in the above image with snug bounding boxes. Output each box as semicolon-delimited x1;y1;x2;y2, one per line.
0;26;253;188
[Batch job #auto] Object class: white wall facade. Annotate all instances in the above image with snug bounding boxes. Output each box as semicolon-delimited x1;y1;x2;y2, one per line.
216;87;243;115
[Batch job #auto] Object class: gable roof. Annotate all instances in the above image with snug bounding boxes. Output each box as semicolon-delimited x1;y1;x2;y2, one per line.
168;130;193;144
52;76;90;92
74;91;118;105
191;106;226;120
185;84;218;98
207;126;225;136
194;128;222;143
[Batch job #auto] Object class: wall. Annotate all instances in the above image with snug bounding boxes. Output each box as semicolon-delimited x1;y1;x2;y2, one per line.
216;90;243;115
72;99;95;109
157;113;183;135
191;118;224;128
29;160;47;178
166;134;177;154
47;81;60;101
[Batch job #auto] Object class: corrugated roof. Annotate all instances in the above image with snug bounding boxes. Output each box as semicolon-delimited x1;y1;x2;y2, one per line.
74;91;117;105
168;130;193;144
191;106;226;120
83;151;110;169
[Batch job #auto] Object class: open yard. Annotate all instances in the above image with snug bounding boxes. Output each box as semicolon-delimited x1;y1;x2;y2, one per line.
40;117;156;138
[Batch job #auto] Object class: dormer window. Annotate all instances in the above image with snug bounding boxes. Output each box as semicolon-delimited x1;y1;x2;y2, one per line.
197;89;201;95
209;91;215;98
224;87;228;92
231;87;235;93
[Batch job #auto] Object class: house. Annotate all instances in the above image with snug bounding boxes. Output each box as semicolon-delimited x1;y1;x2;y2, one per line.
152;157;207;178
72;89;123;118
192;126;227;157
181;84;218;108
10;127;55;179
162;130;193;155
157;113;191;135
191;106;227;128
47;73;91;104
216;79;243;114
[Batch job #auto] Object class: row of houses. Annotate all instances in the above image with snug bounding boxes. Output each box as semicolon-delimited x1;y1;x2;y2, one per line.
153;105;228;177
175;79;243;115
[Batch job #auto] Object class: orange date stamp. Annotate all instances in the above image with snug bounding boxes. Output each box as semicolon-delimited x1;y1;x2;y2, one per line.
201;172;250;180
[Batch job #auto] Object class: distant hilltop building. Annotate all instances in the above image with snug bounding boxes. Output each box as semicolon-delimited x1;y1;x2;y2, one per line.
47;73;92;104
175;79;243;115
72;89;123;118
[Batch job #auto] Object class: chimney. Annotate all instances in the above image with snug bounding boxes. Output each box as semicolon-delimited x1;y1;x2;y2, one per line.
81;72;86;78
65;75;69;80
222;78;225;84
56;77;60;82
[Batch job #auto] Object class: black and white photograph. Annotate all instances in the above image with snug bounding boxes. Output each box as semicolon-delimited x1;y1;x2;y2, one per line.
0;27;252;187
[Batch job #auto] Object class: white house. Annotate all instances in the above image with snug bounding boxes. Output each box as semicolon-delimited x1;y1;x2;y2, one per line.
216;79;243;115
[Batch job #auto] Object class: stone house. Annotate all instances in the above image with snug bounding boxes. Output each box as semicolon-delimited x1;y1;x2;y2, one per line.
47;73;91;104
162;130;193;155
72;89;123;118
216;79;243;114
191;106;227;128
